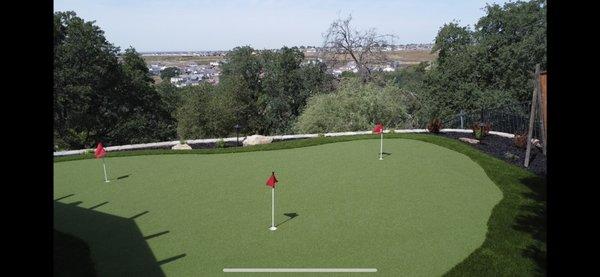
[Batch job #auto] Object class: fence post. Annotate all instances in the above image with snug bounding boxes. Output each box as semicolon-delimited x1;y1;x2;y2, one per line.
524;65;541;167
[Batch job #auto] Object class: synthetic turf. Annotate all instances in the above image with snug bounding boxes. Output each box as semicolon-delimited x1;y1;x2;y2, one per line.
54;139;502;276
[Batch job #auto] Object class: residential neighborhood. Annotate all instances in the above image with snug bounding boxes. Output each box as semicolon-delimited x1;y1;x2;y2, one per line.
145;43;434;85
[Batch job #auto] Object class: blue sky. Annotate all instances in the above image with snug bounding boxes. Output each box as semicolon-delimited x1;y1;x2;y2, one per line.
54;0;513;52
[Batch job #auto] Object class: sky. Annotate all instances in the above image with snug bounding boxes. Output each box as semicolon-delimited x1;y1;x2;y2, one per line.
54;0;513;52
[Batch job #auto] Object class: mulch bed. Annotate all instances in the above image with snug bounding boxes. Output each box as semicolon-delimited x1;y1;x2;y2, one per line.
438;132;546;176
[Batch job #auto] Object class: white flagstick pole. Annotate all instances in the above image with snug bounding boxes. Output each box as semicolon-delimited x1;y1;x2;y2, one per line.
102;157;110;182
379;132;383;160
269;187;277;231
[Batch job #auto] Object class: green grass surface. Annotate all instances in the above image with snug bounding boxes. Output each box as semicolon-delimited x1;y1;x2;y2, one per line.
54;134;546;276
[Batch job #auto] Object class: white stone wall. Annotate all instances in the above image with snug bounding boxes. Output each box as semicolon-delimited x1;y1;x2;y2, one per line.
54;129;515;157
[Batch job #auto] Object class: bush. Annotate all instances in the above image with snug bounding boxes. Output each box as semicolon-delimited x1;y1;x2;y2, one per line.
215;138;226;149
294;78;411;133
472;122;492;140
514;132;527;148
427;118;443;133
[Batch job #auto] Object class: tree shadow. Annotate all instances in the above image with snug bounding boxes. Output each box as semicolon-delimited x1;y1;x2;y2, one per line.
513;176;546;275
54;202;183;277
276;212;299;227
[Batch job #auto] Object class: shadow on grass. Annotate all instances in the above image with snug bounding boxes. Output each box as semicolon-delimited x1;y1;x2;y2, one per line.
276;212;299;227
382;152;392;156
144;231;170;240
116;174;130;180
157;254;187;266
54;202;183;277
54;194;75;201
54;229;97;277
130;210;149;219
89;201;109;210
513;176;547;275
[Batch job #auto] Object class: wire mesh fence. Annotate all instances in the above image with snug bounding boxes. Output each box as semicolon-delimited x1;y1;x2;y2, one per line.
441;101;542;139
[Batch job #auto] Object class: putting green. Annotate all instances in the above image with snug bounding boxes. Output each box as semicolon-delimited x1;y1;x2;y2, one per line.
54;139;502;276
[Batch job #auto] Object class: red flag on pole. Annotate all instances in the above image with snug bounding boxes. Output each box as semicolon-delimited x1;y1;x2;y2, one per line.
266;172;278;188
373;123;384;134
94;143;106;159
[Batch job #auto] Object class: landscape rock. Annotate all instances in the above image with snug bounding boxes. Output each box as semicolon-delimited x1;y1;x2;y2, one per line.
504;152;519;161
459;137;480;144
532;138;542;148
171;143;192;150
243;135;273;147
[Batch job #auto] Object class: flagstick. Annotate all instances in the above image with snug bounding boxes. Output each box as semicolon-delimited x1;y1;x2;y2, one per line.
102;157;110;183
379;132;383;160
269;187;277;231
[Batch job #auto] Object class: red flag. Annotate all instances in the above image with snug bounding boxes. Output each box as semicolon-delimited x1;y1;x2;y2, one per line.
373;123;384;134
266;172;278;188
94;143;106;159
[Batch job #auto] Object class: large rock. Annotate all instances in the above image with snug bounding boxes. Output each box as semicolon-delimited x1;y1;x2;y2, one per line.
459;137;480;144
532;138;543;148
171;143;192;150
243;135;273;147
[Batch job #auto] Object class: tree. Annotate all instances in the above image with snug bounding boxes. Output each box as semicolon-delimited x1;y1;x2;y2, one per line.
259;47;305;134
418;0;546;121
160;67;180;81
321;14;394;82
294;78;412;133
219;46;263;134
54;12;177;149
175;84;214;140
473;0;547;101
219;46;333;135
431;22;473;65
54;11;122;149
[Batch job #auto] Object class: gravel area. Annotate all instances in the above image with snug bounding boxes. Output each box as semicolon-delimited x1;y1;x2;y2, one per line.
439;132;546;176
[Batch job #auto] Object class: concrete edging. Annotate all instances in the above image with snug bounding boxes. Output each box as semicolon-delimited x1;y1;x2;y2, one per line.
54;129;515;157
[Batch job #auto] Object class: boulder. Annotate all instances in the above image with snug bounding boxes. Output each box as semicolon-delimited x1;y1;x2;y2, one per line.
171;143;192;150
459;137;480;144
243;135;273;147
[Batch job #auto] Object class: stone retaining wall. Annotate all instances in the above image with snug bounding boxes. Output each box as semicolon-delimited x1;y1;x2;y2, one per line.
54;129;514;157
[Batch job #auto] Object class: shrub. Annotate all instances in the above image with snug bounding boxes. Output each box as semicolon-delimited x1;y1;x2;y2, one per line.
215;138;226;148
294;78;411;133
514;132;528;148
472;122;492;140
317;133;325;138
427;118;443;133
